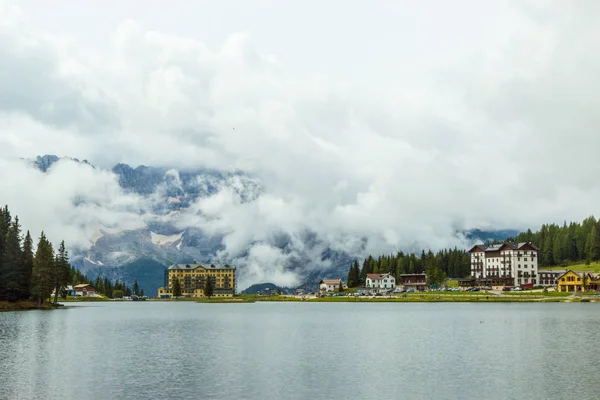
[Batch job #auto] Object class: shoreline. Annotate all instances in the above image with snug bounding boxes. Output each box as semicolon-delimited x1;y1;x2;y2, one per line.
147;293;599;304
0;301;62;312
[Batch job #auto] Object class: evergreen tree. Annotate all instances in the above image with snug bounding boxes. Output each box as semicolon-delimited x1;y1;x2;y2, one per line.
52;241;69;304
587;226;600;262
140;289;145;297
31;232;55;306
352;261;360;288
346;262;356;288
172;278;182;297
0;217;23;301
133;280;139;296
204;276;214;298
338;281;344;292
21;230;34;300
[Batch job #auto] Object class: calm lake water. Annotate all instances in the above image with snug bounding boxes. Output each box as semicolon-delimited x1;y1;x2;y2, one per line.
1;302;599;400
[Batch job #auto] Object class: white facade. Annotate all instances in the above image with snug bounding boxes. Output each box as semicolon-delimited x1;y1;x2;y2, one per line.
365;273;396;290
470;242;539;286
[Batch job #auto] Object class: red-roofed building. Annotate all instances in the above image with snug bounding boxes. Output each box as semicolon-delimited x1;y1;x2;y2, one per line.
365;273;396;291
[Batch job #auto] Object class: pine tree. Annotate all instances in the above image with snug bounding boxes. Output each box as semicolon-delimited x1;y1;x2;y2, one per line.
52;241;69;304
0;217;23;301
172;278;182;297
31;232;55;306
133;280;139;296
204;276;214;298
346;262;355;288
338;281;344;292
352;261;360;288
21;231;34;300
586;226;597;263
543;234;554;265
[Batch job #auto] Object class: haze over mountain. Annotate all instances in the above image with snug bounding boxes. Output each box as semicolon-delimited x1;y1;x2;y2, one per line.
1;1;599;292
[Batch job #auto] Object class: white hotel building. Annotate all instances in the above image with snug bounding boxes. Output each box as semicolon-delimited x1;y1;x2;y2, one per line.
468;242;539;287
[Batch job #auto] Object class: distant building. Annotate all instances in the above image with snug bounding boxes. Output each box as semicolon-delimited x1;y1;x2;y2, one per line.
557;271;584;293
469;242;539;287
586;273;600;291
74;284;96;297
319;279;344;292
538;270;564;286
157;263;236;298
365;273;396;291
399;274;428;291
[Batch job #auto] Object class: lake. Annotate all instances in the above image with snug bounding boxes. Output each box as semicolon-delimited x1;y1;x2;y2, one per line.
1;302;599;400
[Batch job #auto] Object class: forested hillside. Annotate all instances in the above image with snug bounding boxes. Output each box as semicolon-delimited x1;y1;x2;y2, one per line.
513;216;600;266
348;215;600;288
347;248;470;287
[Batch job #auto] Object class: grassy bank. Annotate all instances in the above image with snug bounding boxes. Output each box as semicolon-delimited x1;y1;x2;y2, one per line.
59;296;111;302
540;262;600;273
503;291;572;297
0;301;56;311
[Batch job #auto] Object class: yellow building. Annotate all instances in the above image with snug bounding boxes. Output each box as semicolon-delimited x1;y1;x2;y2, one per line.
557;271;583;293
586;273;600;291
157;263;236;298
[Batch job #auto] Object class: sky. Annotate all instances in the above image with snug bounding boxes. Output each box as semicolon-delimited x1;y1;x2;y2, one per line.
1;0;600;286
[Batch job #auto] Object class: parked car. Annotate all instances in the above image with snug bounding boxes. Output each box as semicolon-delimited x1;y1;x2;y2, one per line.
513;287;523;291
483;286;492;290
407;288;415;293
502;287;512;292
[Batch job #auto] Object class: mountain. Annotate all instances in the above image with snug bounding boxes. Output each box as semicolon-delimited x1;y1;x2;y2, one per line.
463;229;521;243
29;154;521;295
31;154;93;172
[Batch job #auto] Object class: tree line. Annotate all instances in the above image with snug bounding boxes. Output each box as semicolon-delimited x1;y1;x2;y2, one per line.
346;215;600;289
347;248;471;288
510;216;600;266
0;205;140;306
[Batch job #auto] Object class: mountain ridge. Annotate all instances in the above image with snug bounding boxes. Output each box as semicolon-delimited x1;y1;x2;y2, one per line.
28;154;522;294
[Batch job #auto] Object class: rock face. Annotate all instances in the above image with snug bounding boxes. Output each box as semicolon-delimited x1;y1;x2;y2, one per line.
30;155;518;295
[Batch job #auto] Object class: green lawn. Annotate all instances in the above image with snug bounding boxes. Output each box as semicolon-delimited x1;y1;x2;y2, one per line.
504;291;571;297
61;296;110;302
445;279;459;288
540;262;600;273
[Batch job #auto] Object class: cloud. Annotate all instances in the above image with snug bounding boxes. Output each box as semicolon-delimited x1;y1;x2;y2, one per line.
0;158;147;250
2;1;600;287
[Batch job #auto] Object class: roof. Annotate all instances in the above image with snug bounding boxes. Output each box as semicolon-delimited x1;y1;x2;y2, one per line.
399;273;426;277
168;263;236;270
556;270;582;280
539;270;565;275
320;279;342;285
74;284;94;289
468;242;540;253
367;273;392;280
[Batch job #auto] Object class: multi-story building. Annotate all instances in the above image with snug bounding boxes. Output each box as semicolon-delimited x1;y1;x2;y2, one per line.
157;263;236;298
538;270;565;286
366;273;396;291
399;274;428;291
468;242;539;287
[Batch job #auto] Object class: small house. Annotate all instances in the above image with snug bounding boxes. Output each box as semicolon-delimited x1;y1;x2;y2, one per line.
557;271;583;293
319;279;344;292
399;274;428;291
74;284;97;297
